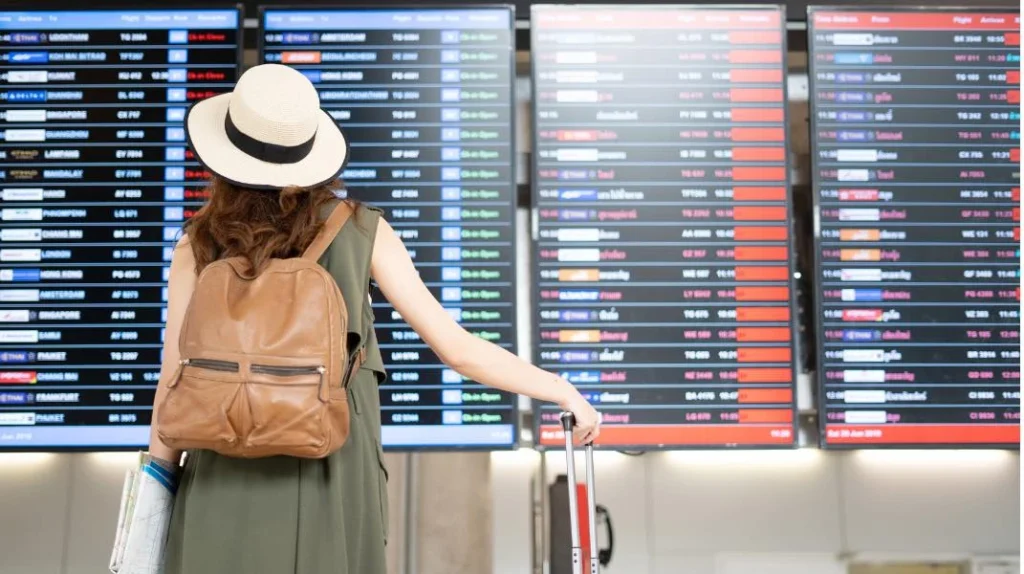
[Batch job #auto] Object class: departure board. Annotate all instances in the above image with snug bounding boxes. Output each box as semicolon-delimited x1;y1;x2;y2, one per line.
809;7;1021;447
0;8;242;449
261;7;518;450
531;5;798;449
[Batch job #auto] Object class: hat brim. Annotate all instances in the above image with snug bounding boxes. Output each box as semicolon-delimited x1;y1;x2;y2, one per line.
185;92;349;190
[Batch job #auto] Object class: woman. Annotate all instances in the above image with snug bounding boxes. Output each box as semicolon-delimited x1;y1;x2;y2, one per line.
147;64;599;573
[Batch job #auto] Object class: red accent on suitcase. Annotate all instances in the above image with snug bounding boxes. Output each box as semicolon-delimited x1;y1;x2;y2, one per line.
576;484;593;567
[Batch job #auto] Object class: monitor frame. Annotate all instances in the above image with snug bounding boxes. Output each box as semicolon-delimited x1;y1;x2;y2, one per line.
258;3;523;452
806;3;1022;450
0;2;246;453
528;3;801;451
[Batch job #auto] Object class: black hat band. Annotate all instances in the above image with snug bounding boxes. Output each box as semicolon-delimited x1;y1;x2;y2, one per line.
224;111;316;165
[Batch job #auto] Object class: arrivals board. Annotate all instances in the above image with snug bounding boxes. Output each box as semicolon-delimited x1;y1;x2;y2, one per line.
531;5;798;449
0;8;242;449
809;7;1021;447
261;7;518;449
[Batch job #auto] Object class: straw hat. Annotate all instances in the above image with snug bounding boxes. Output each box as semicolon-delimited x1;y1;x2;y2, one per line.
185;63;348;190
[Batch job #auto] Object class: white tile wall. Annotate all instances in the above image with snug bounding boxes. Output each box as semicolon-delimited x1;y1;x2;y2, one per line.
64;454;137;574
648;450;842;554
0;453;72;574
841;450;1020;554
492;450;1021;574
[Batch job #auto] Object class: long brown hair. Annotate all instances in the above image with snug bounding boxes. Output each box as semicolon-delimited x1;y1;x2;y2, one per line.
184;176;343;275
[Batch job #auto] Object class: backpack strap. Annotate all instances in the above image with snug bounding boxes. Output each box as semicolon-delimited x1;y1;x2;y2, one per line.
302;201;354;262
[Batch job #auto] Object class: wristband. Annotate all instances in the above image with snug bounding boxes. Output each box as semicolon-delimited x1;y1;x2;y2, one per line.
145;454;182;478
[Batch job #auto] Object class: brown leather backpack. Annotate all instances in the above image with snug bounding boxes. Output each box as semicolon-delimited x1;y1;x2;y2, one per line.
155;202;362;459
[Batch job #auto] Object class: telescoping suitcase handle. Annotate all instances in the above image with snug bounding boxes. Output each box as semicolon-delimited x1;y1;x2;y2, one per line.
560;411;600;574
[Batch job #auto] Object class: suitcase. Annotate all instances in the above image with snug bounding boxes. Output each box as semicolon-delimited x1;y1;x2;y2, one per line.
559;410;602;574
550;476;613;574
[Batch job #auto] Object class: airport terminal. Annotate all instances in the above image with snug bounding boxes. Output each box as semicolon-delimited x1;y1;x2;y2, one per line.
0;2;1019;573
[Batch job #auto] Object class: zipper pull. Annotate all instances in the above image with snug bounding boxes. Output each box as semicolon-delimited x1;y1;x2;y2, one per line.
317;365;328;403
168;358;189;388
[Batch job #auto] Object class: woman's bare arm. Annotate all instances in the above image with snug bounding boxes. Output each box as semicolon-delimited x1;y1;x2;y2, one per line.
147;236;198;464
370;217;600;441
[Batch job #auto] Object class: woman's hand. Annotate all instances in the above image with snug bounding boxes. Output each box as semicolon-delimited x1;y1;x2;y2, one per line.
558;382;601;445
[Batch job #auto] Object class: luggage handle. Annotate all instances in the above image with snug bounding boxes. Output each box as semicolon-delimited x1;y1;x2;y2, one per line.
560;411;600;574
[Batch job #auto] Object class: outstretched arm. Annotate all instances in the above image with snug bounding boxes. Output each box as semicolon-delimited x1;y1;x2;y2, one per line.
370;217;599;442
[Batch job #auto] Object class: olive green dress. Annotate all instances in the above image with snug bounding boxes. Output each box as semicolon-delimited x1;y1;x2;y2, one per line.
164;203;390;574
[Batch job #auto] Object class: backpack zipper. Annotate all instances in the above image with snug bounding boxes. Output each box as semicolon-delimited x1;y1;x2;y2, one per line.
341;358;356;388
182;358;239;372
182;359;326;389
251;364;326;377
252;364;327;397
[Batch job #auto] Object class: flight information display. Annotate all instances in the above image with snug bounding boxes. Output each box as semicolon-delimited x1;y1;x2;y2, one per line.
261;7;518;449
531;5;798;448
809;7;1021;447
0;8;242;449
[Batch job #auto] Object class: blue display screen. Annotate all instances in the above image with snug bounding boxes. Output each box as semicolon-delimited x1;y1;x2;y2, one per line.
0;9;242;449
262;8;519;450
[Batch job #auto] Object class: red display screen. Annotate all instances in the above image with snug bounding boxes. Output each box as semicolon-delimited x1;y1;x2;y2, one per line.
530;5;797;449
809;8;1021;447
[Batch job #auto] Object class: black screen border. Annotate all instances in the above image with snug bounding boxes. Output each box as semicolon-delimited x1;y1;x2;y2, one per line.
258;3;523;453
528;3;800;451
0;2;246;453
806;3;1022;450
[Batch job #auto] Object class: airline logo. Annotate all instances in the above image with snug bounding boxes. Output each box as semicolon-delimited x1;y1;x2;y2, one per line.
839;248;881;261
0;289;38;302
839;229;880;241
0;309;29;322
843;370;886;383
840;329;880;341
0;330;38;343
282;51;321;64
0;268;40;282
0;371;36;384
0;228;41;241
840;268;881;281
847;309;900;322
840;288;883;301
0;351;32;363
558;269;599;281
844;411;886;424
841;349;901;363
0;412;35;425
5;109;47;122
838;208;880;221
556;249;600;262
1;188;44;201
1;208;42;221
0;248;41;261
560;371;600;383
837;189;881;201
0;392;28;404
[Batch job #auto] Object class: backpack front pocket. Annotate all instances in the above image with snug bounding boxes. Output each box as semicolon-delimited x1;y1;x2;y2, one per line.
157;359;245;449
244;364;330;453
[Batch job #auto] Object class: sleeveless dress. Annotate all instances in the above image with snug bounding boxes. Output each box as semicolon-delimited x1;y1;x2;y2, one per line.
163;202;390;574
